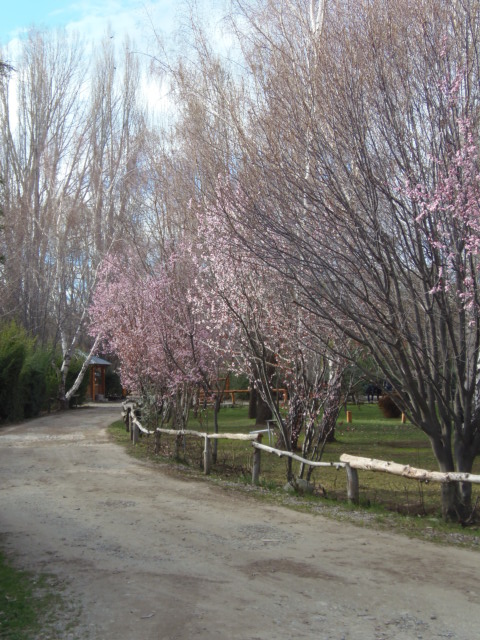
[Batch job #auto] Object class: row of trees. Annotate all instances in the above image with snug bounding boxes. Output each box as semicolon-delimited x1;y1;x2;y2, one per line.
91;0;480;521
226;0;480;521
2;1;480;521
89;233;347;481
0;31;147;405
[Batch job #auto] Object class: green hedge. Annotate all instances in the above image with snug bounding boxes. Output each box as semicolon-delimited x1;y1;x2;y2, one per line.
20;348;58;419
0;321;102;422
0;322;30;421
0;321;100;421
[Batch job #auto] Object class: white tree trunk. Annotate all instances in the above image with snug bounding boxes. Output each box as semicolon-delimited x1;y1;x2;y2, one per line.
340;454;480;485
65;335;101;401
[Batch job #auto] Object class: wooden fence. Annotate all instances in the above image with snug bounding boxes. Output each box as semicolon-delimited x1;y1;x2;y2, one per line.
122;401;263;482
122;401;480;504
198;388;288;406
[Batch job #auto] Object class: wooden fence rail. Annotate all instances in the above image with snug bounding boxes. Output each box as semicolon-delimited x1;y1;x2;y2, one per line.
198;388;288;406
340;454;480;485
251;441;360;503
122;402;263;482
122;402;480;504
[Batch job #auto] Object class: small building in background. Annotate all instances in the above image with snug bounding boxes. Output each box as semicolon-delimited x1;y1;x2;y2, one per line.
87;356;111;401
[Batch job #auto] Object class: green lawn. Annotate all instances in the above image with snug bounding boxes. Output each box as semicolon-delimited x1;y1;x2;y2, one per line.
112;402;480;520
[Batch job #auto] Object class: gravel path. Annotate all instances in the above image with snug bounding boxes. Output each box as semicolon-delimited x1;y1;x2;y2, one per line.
0;404;479;639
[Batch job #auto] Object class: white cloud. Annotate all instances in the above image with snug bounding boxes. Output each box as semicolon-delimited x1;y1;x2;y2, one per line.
2;1;232;121
61;1;177;47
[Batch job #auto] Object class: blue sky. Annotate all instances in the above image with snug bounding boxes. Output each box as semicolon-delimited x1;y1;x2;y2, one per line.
0;1;180;47
2;1;83;40
0;0;229;116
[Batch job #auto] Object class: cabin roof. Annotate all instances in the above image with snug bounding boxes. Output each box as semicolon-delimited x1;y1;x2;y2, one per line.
90;355;111;366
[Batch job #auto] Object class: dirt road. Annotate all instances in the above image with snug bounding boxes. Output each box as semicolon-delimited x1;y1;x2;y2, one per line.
0;405;479;639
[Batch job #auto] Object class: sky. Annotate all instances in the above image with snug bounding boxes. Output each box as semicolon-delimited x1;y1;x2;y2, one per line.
0;1;183;48
1;0;231;117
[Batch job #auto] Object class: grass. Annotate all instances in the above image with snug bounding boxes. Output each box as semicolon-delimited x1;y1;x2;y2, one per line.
111;402;480;546
0;551;67;640
320;404;444;515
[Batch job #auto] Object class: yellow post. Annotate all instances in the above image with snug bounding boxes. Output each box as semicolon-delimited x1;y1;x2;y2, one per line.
346;410;352;424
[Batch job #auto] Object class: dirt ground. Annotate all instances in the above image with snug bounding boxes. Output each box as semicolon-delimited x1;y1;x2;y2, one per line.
0;404;479;640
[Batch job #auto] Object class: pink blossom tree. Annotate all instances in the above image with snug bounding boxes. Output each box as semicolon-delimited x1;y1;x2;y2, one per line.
89;244;223;430
401;120;480;509
213;0;480;520
193;184;347;484
406;120;480;312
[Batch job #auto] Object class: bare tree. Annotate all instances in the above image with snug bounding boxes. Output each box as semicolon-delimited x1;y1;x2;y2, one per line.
54;36;149;406
0;30;148;406
86;36;146;256
0;30;90;341
0;60;12;268
222;0;480;520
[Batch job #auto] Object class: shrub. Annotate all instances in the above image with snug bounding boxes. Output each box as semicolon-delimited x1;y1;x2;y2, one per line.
0;322;31;421
228;372;249;390
105;368;123;399
20;348;56;419
0;321;61;422
378;394;402;419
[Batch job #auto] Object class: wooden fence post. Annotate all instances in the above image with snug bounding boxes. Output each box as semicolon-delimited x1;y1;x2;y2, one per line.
204;436;212;475
346;464;359;504
132;421;139;445
252;435;262;485
129;412;134;441
155;429;161;454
